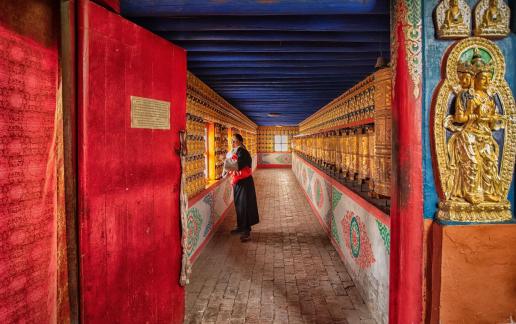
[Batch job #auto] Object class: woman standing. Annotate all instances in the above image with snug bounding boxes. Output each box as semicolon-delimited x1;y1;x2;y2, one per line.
229;134;259;242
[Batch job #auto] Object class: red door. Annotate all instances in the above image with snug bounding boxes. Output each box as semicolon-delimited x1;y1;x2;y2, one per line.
77;1;186;323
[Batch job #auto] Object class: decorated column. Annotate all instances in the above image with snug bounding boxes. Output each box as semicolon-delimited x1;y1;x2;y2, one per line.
389;1;424;323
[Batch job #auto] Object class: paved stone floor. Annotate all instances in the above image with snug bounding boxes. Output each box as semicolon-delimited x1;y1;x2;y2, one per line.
185;169;375;324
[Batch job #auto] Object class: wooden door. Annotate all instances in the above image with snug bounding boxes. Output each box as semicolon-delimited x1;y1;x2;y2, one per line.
78;1;186;322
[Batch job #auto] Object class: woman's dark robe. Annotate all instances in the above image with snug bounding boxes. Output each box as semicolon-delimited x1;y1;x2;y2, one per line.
233;146;259;232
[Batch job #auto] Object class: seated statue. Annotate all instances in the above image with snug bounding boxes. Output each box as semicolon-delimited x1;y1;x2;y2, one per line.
446;49;505;204
474;0;510;37
443;0;465;29
481;0;502;28
435;0;470;39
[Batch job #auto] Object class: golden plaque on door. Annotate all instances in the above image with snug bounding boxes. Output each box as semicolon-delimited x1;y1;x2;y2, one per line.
131;96;171;130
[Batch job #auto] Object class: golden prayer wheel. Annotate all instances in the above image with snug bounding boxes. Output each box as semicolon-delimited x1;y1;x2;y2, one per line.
323;133;330;167
348;129;358;180
367;126;375;181
342;130;350;174
316;135;323;164
358;128;368;181
329;131;336;170
335;130;343;173
372;67;392;198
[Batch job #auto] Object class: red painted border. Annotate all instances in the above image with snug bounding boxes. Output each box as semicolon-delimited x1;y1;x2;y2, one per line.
189;202;234;264
257;164;291;169
294;154;390;227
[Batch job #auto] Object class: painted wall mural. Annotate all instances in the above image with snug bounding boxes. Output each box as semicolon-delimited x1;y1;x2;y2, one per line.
185;177;234;263
292;154;390;324
342;211;376;269
257;152;292;166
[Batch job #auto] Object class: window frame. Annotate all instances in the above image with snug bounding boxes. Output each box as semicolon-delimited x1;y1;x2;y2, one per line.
274;134;289;152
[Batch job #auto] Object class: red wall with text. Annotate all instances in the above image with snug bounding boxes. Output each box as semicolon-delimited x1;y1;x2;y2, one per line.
0;1;65;322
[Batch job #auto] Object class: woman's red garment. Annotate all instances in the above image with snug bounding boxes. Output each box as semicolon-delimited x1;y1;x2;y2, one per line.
231;166;252;185
230;152;252;185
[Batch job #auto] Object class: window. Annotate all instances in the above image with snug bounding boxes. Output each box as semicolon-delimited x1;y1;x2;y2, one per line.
274;135;289;152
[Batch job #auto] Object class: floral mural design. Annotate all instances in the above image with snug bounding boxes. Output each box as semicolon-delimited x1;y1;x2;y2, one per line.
331;215;341;245
257;154;267;164
274;153;292;164
301;167;307;187
341;211;376;269
306;168;315;194
223;181;232;206
307;168;314;182
313;178;324;209
258;153;292;165
185;208;203;256
376;220;390;255
323;180;333;226
332;187;342;211
202;193;218;237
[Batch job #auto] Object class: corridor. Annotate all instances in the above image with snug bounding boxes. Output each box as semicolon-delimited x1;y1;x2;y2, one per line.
185;169;374;324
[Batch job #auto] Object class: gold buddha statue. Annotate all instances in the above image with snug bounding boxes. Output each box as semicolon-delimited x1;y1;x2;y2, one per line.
474;0;510;37
443;0;465;29
481;0;502;28
445;49;505;204
435;0;470;39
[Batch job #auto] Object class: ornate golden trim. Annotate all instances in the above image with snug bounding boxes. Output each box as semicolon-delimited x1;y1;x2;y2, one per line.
433;37;516;222
187;72;257;133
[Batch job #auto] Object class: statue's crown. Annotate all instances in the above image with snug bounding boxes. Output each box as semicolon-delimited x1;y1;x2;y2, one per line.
470;47;494;75
457;61;473;74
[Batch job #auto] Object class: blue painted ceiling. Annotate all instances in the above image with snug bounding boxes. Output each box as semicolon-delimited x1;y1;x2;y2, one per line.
121;0;390;126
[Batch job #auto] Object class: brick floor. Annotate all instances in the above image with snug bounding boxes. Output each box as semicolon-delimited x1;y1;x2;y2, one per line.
185;169;375;324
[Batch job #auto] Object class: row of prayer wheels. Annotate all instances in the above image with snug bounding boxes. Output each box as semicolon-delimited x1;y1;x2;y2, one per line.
293;124;389;198
240;129;257;157
292;125;373;179
185;113;207;198
295;68;392;198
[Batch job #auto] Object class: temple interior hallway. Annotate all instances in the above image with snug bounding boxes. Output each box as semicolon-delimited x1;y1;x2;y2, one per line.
185;169;375;324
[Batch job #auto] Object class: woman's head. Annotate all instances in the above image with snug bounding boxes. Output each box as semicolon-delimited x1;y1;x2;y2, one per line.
232;133;244;148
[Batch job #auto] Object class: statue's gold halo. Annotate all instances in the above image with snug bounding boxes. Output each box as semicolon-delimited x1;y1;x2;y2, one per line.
445;37;505;86
432;37;516;222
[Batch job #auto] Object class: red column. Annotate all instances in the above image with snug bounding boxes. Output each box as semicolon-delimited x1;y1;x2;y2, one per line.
389;1;424;323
